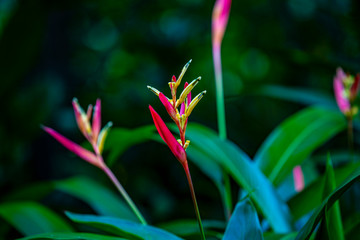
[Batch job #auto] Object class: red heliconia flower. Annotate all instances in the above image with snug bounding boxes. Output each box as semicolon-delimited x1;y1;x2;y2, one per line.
147;60;206;150
43;98;112;169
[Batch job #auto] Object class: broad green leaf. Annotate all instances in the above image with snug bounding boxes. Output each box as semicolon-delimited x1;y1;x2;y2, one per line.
20;232;127;240
295;166;360;240
264;232;297;240
288;161;360;220
56;176;138;222
344;213;360;237
184;124;292;233
66;212;183;240
254;106;346;186
104;125;155;166
223;199;263;240
0;201;73;236
158;219;225;237
320;155;344;240
255;85;335;107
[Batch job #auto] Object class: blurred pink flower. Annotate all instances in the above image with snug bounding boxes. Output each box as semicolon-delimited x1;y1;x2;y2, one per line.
212;0;232;48
333;67;360;117
43;98;112;169
293;165;305;192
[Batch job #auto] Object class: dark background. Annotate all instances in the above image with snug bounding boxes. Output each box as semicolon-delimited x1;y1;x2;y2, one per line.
1;0;360;236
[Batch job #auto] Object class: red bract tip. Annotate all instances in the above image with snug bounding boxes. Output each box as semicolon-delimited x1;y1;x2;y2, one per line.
42;126;103;169
350;74;360;101
149;105;187;165
212;0;232;47
92;99;102;141
172;75;177;82
159;92;177;121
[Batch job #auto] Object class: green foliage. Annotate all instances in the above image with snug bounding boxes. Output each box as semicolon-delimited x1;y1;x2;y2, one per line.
185;123;292;233
254;106;346;185
56;176;138;221
295;166;360;240
0;202;73;236
223;199;263;240
20;232;127;240
65;212;183;240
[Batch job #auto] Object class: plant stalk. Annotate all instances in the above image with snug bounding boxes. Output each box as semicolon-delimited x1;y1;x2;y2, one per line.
102;164;147;225
347;115;354;161
183;162;206;240
213;44;227;140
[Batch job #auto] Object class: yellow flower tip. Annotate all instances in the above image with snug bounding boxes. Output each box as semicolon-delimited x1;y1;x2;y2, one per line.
147;86;160;96
180;114;187;130
184;140;190;150
176;77;201;108
175;60;192;89
185;90;206;117
97;121;113;154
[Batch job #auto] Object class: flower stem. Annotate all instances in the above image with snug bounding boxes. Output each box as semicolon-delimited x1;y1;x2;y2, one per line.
213;44;227;140
347;116;354;161
213;44;233;220
102;165;147;225
183;162;206;240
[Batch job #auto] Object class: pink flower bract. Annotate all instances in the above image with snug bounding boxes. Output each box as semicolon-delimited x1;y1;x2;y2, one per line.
149;105;187;165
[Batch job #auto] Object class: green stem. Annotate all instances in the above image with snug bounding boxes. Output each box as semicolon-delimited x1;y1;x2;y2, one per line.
213;44;233;220
347;116;354;161
183;162;206;240
222;173;232;220
213;44;227;140
102;165;147;225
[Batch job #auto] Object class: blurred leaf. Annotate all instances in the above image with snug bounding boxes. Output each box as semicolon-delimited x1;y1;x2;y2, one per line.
255;85;335;107
104;125;155;166
263;232;297;240
344;213;360;238
66;212;183;240
319;155;344;240
254;106;346;186
184;124;292;233
288;161;360;220
295;166;360;240
0;201;73;236
223;199;263;240
20;232;127;240
3;181;54;201
158;219;225;237
56;176;139;222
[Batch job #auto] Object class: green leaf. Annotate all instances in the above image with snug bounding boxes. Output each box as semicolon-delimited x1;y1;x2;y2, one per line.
264;232;297;240
0;201;73;236
254;106;346;186
56;176;138;222
288;161;360;220
255;85;335;107
20;232;127;240
184;124;292;233
65;212;183;240
295;166;360;240
158;219;225;237
223;199;263;240
319;155;344;240
104;125;155;166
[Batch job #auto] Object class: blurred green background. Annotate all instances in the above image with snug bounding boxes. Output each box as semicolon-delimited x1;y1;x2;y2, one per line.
1;0;360;238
